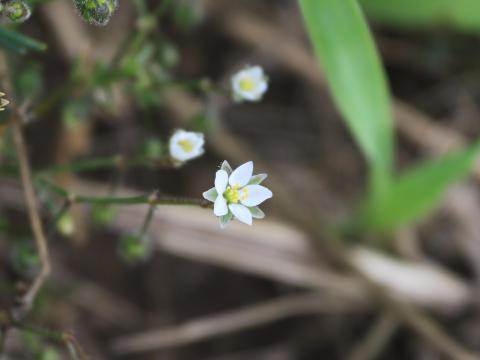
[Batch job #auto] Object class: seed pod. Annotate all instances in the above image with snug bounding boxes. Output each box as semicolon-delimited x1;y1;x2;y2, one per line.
73;0;118;26
0;0;31;23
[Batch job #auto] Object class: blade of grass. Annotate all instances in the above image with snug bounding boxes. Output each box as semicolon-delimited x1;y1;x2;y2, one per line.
0;27;47;54
360;0;480;33
360;141;480;232
298;0;393;196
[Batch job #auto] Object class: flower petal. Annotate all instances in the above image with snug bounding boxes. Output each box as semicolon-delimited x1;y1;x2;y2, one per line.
241;185;273;207
249;206;265;219
214;195;228;216
229;161;253;187
202;187;218;202
215;170;228;194
229;204;252;225
248;173;267;185
249;66;264;79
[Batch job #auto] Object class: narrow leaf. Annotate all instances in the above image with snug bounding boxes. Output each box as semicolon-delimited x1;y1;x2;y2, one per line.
361;141;480;231
360;0;480;33
0;27;47;54
298;0;393;181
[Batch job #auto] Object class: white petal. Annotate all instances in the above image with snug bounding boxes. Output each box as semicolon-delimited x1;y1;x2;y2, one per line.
248;66;264;79
229;204;252;225
229;161;253;187
214;195;228;216
215;170;228;194
202;187;218;202
255;81;268;97
241;185;272;207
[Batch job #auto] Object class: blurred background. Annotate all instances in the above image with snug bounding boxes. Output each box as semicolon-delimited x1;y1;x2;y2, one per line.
2;0;480;359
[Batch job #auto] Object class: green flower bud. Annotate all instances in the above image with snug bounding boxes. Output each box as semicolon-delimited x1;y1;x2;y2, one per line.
91;204;116;225
73;0;118;26
142;138;163;160
118;234;150;264
1;0;31;23
56;213;75;237
158;43;179;69
39;348;60;360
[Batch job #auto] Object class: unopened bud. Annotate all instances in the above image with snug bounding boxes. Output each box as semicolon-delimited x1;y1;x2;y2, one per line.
1;0;31;23
73;0;118;26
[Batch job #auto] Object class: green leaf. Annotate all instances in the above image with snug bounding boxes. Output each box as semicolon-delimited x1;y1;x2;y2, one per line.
360;0;480;33
298;0;393;188
360;141;480;231
248;173;267;185
0;27;46;54
249;206;265;219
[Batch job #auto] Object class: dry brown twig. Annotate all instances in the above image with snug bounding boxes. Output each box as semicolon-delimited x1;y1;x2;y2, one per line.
0;54;50;316
111;292;358;355
346;311;399;360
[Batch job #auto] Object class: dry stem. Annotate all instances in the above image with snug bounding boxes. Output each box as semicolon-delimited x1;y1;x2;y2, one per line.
0;53;50;315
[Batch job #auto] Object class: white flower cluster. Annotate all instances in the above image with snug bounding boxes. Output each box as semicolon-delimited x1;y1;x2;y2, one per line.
167;65;272;228
203;161;272;227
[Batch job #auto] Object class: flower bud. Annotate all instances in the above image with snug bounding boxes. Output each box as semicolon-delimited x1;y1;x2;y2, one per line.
56;213;75;237
118;234;150;264
142;138;163;160
1;0;31;23
73;0;118;26
91;204;116;225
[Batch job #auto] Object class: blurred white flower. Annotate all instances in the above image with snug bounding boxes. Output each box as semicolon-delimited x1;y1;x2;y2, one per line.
231;66;268;102
169;130;205;163
203;161;272;227
0;92;9;111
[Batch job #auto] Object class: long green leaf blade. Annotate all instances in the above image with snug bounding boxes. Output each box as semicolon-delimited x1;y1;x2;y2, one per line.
361;141;480;231
0;27;47;54
360;0;480;33
298;0;393;182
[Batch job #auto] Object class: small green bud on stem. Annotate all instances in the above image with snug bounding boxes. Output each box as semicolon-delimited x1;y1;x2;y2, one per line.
73;0;118;26
0;0;31;23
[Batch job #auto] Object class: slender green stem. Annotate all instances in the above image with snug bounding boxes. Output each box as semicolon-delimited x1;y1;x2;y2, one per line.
37;178;210;208
12;321;84;359
34;154;173;177
139;199;156;239
154;0;174;17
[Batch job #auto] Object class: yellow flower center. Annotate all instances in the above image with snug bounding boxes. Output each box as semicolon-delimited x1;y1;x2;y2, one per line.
239;77;256;92
177;139;193;153
224;185;248;204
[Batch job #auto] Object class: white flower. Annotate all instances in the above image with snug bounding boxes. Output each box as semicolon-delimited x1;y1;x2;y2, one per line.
203;160;272;227
231;66;268;102
169;130;205;163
